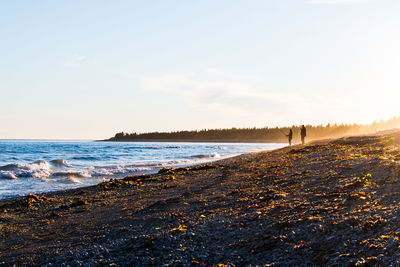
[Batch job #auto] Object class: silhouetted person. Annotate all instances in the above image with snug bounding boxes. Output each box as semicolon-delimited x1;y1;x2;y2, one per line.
300;125;306;144
286;129;293;146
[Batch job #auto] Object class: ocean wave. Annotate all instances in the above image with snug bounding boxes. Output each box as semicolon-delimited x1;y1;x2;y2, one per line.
0;152;224;181
121;145;183;150
190;152;221;159
72;156;99;161
0;160;158;180
50;159;69;167
0;160;90;180
52;170;91;178
88;165;154;176
205;145;230;150
0;160;52;179
0;171;18;179
60;177;84;184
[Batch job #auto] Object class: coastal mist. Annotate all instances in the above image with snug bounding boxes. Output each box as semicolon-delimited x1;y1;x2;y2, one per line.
0;140;284;199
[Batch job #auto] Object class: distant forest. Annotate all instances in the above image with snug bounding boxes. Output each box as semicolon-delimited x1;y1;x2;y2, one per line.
106;116;400;143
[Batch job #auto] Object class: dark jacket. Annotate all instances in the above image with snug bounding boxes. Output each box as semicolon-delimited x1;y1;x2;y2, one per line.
301;126;306;137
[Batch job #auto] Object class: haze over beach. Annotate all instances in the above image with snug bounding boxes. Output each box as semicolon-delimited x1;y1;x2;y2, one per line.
2;1;400;266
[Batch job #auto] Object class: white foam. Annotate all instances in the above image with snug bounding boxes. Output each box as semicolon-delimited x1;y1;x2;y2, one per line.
52;170;92;178
89;165;153;176
50;159;69;167
211;152;221;158
206;145;229;150
191;152;222;160
0;171;18;179
65;177;83;184
0;161;52;179
0;160;90;180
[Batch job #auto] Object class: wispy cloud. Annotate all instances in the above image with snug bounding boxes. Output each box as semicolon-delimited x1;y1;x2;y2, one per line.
65;53;89;67
136;69;376;127
307;0;370;4
138;70;309;120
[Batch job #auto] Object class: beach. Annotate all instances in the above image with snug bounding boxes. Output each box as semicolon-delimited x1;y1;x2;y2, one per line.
2;132;400;265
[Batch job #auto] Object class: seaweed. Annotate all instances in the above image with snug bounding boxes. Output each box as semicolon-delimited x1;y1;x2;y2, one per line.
345;174;372;189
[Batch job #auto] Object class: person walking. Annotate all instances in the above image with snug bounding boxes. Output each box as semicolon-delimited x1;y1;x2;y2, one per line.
287;129;293;146
300;125;306;145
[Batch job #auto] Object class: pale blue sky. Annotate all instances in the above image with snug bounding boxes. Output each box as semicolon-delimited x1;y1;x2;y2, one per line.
1;0;399;139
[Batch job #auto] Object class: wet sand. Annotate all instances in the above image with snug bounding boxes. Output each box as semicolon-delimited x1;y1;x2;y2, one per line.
2;132;400;265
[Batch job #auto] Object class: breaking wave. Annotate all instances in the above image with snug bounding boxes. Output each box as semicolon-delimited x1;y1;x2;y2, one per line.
191;152;221;159
0;158;189;182
0;153;223;181
0;160;155;181
50;159;69;167
0;160;52;179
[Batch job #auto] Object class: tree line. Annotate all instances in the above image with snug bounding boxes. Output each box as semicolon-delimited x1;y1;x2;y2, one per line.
106;116;400;143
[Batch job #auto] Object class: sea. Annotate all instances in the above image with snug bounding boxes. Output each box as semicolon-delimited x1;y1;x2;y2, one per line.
0;140;285;200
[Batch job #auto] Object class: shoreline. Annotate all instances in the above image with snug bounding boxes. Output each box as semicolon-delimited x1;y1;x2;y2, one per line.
100;139;286;143
2;132;400;265
0;142;285;201
0;146;283;202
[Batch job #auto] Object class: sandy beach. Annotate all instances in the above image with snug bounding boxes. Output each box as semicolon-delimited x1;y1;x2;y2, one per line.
2;132;400;265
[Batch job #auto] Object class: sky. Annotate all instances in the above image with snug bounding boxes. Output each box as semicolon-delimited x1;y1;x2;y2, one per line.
1;0;400;139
